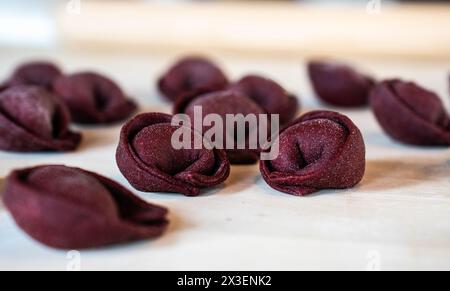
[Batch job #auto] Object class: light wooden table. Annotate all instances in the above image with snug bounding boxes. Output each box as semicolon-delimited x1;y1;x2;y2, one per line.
0;48;449;271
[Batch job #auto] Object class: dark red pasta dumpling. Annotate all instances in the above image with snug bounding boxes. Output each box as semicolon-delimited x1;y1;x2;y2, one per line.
53;72;137;124
174;90;269;165
230;75;300;125
370;79;450;146
7;61;62;90
260;111;366;196
158;57;229;101
0;83;8;92
0;86;81;152
2;165;169;249
308;61;375;107
116;113;230;196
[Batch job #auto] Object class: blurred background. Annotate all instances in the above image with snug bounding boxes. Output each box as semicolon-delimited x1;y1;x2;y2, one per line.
0;0;449;59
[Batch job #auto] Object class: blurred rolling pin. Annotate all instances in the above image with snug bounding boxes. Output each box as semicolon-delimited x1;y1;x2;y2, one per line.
59;1;450;59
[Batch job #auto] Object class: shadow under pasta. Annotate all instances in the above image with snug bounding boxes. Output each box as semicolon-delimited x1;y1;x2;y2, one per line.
219;165;260;195
77;127;122;150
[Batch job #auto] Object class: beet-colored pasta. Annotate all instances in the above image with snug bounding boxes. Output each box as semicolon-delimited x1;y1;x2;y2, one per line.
308;61;375;107
230;75;300;125
158;57;229;101
2;165;169;249
7;61;62;90
53;72;137;124
174;90;269;165
370;79;450;146
0;86;81;152
0;83;8;92
260;110;366;196
116;113;230;196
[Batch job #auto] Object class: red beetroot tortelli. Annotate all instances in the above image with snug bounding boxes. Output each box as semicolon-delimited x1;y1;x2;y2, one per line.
2;165;169;249
158;56;229;101
308;60;375;107
174;90;269;165
7;61;63;90
0;86;81;152
370;79;450;146
260;110;366;196
116;113;230;196
229;75;300;125
53;72;137;125
0;82;9;92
